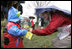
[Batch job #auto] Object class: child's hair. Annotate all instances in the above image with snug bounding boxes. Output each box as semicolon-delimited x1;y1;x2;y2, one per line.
42;11;49;15
12;1;18;9
40;11;51;17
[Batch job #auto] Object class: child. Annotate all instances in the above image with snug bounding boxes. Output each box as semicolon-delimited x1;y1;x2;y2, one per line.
3;1;28;48
31;18;34;29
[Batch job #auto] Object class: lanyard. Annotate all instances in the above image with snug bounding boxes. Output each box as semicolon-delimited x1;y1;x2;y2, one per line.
16;37;19;47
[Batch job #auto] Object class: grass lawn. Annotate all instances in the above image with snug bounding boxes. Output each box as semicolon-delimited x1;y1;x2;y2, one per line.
23;32;58;48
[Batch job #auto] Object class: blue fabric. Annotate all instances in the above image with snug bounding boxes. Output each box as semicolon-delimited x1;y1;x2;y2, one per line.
16;37;19;47
19;15;23;20
21;28;23;30
8;6;20;23
8;25;28;36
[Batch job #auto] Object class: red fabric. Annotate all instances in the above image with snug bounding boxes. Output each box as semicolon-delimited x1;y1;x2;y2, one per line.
32;13;71;35
31;19;34;27
3;22;23;48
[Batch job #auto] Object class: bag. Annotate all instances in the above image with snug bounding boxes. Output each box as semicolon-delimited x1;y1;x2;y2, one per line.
57;24;71;40
24;32;33;40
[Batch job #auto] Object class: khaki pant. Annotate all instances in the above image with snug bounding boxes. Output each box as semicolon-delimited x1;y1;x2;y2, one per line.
52;36;71;48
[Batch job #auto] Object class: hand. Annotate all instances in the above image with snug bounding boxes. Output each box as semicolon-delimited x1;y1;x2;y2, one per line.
27;29;30;31
41;27;44;29
30;28;33;32
26;28;33;32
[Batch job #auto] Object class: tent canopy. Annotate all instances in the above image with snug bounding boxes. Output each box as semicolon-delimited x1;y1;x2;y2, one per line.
35;8;52;17
35;1;71;17
35;5;71;17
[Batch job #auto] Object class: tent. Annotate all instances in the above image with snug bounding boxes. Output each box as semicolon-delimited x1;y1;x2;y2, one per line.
35;1;71;17
21;1;71;17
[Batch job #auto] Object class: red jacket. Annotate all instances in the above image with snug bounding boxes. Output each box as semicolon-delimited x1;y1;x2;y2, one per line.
31;19;34;27
32;13;71;35
3;22;23;48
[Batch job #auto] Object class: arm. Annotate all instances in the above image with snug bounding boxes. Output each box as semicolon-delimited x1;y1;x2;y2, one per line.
32;16;65;35
8;25;28;36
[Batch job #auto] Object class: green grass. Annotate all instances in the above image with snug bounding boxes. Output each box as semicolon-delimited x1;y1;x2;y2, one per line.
23;32;58;48
67;46;71;48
